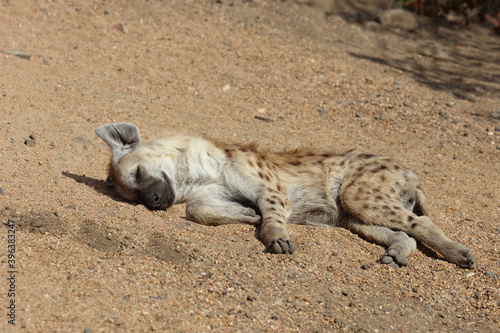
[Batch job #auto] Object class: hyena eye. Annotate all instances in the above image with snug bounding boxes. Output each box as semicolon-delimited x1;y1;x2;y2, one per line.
135;167;142;182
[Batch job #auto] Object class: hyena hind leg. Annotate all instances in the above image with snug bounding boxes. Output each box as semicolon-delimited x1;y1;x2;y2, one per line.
342;218;417;267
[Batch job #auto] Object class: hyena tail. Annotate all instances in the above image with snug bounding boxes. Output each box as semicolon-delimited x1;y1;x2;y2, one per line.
413;187;427;216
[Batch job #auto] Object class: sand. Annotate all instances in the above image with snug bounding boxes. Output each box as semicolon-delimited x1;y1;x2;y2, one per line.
0;0;499;332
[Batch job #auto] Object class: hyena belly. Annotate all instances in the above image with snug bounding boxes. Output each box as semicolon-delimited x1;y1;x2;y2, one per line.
278;157;345;227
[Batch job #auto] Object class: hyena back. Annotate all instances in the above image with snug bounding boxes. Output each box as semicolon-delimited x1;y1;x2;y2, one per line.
95;122;475;269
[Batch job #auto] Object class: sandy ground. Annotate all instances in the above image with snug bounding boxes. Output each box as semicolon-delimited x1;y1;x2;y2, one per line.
1;0;499;332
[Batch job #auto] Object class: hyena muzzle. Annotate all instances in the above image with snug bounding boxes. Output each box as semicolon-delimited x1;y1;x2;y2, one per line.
95;122;476;269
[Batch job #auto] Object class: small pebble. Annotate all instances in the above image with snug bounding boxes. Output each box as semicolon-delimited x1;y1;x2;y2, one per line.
84;328;92;333
254;115;273;123
485;271;495;278
222;84;231;92
403;101;413;107
364;21;380;33
25;138;36;147
0;188;4;195
365;77;374;83
1;49;31;60
317;106;325;115
115;23;128;34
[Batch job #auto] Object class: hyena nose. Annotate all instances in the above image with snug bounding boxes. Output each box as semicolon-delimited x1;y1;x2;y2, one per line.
153;193;161;204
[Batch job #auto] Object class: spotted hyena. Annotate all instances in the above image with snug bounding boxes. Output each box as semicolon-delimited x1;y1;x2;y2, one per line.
95;122;475;268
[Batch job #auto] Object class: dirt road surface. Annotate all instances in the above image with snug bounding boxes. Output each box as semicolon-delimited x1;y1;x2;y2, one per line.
1;1;499;332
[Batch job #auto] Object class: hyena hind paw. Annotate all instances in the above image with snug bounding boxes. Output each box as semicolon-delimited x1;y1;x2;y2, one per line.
452;248;476;269
267;239;296;254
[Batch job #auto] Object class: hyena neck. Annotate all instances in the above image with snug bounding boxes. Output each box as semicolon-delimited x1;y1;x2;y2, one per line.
172;137;227;203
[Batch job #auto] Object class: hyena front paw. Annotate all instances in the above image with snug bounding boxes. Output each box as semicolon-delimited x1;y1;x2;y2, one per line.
267;238;296;254
380;246;408;268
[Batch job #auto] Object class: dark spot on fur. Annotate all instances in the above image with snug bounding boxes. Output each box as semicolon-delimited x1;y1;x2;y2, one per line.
389;210;396;216
390;187;396;193
353;171;363;179
267;199;276;205
257;160;263;168
380;175;386;182
361;154;375;159
394;165;401;171
258;172;264;178
408;216;415;221
411;222;418;228
264;174;271;182
224;148;233;158
276;184;282;192
362;204;369;210
375;195;383;200
372;165;388;173
345;180;355;189
289;160;302;166
393;206;401;210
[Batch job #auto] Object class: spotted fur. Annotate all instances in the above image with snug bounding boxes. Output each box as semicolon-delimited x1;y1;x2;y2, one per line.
95;122;475;268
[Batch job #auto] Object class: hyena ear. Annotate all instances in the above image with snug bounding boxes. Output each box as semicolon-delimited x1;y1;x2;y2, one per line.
95;122;142;162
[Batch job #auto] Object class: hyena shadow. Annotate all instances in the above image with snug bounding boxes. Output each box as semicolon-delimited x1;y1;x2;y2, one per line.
62;171;131;204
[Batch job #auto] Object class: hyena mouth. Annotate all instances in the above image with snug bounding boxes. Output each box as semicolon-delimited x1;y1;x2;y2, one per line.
136;172;175;210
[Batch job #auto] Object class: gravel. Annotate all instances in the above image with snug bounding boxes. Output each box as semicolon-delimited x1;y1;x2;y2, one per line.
0;0;498;332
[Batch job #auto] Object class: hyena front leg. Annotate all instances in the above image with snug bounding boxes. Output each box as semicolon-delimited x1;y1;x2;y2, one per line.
258;188;296;254
185;185;261;226
342;218;417;267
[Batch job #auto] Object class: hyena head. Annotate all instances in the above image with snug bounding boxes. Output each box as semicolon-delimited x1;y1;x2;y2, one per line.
95;122;175;210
